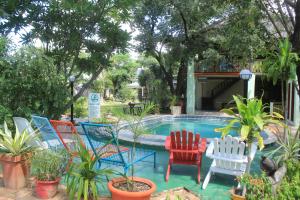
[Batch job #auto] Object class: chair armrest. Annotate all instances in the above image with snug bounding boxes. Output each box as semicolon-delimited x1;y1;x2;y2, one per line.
165;136;171;150
210;154;248;163
206;142;214;158
170;149;200;153
249;142;257;160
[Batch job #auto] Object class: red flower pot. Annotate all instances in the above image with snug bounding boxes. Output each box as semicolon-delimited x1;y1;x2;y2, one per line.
108;177;156;200
35;178;60;199
0;154;29;189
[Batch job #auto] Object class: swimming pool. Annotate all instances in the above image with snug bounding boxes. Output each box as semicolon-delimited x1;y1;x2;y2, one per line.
145;117;238;138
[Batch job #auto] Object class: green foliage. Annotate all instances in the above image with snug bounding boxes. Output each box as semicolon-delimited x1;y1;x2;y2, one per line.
118;86;137;102
240;173;273;200
217;95;283;150
0;121;37;156
31;149;68;181
0;46;69;118
66;141;113;200
0;105;13;128
276;160;300;200
107;54;138;97
74;97;88;118
267;128;300;165
261;38;299;85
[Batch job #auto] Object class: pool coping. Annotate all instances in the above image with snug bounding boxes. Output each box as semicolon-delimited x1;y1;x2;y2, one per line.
117;114;277;147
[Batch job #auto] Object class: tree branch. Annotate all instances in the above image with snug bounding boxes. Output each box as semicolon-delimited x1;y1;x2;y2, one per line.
285;1;295;26
259;0;284;39
285;0;296;8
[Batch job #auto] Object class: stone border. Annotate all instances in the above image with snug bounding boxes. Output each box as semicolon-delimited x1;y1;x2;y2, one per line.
117;114;277;147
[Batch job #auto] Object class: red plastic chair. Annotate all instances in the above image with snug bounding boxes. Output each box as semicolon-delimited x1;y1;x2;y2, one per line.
165;130;207;184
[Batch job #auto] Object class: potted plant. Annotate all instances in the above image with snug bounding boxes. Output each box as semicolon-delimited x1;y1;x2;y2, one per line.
107;104;156;200
0;121;37;189
234;173;273;200
216;95;283;198
66;140;113;200
31;149;68;199
170;96;181;115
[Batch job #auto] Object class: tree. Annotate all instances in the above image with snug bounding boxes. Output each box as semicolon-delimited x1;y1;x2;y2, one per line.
0;45;69;119
258;0;300;93
0;0;134;112
261;38;299;132
134;0;269;100
107;54;138;97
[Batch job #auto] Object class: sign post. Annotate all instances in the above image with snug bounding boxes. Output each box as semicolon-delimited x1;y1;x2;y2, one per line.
88;93;101;121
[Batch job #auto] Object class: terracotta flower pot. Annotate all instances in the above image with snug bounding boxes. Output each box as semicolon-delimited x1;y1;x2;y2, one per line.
230;188;246;200
0;154;30;189
35;178;60;199
108;177;156;200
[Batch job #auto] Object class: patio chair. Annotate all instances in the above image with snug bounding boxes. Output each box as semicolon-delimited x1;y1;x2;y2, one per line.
13;117;45;147
165;130;207;184
202;135;257;189
50;120;129;159
31;115;66;150
81;122;156;174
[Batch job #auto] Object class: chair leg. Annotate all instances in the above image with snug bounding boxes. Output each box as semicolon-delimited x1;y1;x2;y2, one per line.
165;162;171;182
202;169;212;189
197;164;201;184
153;152;156;168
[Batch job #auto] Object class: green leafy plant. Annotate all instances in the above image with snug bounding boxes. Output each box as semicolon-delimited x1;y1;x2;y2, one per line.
276;160;300;200
216;95;283;195
31;149;68;181
267;127;300;165
261;38;299;136
0;121;37;156
65;141;113;200
170;95;179;107
239;173;273;200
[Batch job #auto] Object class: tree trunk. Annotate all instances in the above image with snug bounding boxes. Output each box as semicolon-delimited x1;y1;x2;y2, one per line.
292;1;300;94
175;58;187;97
284;80;289;139
281;79;285;116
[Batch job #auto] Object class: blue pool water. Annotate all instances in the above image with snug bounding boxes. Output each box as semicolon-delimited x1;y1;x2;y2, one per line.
146;118;238;138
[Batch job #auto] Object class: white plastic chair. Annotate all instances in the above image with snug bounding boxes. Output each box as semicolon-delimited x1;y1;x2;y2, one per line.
202;135;257;189
13;117;46;148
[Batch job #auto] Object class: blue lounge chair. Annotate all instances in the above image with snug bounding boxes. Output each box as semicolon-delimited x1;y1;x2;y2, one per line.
31;115;65;149
80;122;156;174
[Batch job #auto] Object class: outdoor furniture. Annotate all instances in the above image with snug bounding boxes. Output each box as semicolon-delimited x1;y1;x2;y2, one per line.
31;115;66;149
50;120;129;159
81;122;156;174
202;135;257;189
13;117;45;147
165;130;207;184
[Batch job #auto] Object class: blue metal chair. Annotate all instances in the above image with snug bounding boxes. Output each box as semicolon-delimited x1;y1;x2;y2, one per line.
80;122;156;174
31;115;65;150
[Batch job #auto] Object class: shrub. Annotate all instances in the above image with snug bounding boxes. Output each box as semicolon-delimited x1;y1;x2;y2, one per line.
74;97;88;118
31;149;68;181
276;160;300;200
118;86;137;102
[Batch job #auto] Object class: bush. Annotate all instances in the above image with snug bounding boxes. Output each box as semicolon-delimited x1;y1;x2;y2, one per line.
276;160;300;200
0;46;69;118
118;87;137;102
74;97;88;118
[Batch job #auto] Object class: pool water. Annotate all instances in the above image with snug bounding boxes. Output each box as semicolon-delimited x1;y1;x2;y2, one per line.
146;118;238;138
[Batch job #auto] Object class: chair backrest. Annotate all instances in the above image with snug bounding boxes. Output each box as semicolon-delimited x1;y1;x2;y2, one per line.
170;130;200;161
80;122;126;166
13;117;44;147
31;115;64;149
213;135;246;170
50;120;83;154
